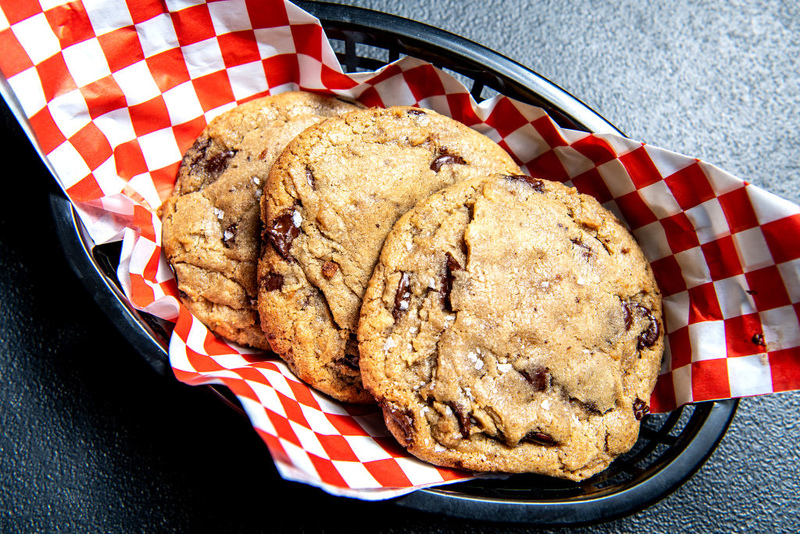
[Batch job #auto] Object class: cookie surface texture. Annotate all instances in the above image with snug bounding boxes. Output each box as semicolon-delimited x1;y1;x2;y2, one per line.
258;106;521;403
357;174;664;480
160;91;359;349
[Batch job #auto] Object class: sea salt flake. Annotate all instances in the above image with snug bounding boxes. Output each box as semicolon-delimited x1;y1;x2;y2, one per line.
497;363;513;373
383;337;397;351
291;210;302;227
213;207;224;219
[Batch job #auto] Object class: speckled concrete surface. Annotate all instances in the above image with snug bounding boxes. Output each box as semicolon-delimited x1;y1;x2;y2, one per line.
2;1;798;532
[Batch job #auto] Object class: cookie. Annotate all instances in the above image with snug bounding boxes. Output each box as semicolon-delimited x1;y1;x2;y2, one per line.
160;91;360;349
357;174;664;480
257;106;522;402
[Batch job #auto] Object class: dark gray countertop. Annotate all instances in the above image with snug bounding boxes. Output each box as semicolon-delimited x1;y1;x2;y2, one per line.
2;1;798;532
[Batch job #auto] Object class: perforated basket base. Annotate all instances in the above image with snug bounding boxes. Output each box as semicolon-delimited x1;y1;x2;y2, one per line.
47;2;737;526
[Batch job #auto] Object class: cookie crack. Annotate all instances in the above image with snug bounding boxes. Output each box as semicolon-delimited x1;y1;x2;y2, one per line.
173;260;252;309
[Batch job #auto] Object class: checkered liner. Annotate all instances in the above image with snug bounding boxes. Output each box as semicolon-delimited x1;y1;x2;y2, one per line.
2;0;799;498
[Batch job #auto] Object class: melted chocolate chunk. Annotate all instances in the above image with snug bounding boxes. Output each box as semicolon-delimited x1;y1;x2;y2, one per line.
321;260;338;279
633;398;650;420
266;210;300;261
440;252;462;311
206;149;237;177
187;137;212;172
222;223;238;248
623;302;661;349
407;108;427;116
752;333;766;346
521;366;550;392
430;153;466;172
261;272;284;292
637;310;660;350
523;431;556;446
447;401;471;438
504;174;545;192
385;403;414;446
393;272;412;320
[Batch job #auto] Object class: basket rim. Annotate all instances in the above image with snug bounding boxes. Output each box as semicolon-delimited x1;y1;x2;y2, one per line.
38;1;739;526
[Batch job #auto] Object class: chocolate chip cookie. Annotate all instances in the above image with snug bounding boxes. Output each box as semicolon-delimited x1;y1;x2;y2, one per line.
257;106;522;402
160;91;359;349
357;174;664;480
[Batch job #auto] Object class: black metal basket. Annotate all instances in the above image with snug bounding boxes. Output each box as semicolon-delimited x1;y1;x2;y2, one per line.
46;1;737;526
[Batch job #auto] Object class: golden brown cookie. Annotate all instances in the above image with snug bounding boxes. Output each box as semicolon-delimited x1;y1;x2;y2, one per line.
357;174;664;480
160;91;359;349
258;106;521;402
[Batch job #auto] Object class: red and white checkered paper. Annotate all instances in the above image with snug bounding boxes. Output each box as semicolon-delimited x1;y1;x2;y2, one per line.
3;0;800;499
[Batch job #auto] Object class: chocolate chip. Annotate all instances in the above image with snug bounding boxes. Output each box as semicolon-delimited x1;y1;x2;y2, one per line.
752;333;766;346
622;302;633;330
261;272;284;292
305;167;316;190
633;398;650;420
623;302;660;349
338;351;360;371
407;108;426;116
222;223;238;248
523;431;556;446
206;149;236;177
393;272;412;320
521;366;550;392
447;401;471;438
440;252;462;311
430;153;466;172
321;261;338;279
571;238;594;261
637;310;660;350
504;174;545;192
266;210;301;261
385;403;414;446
